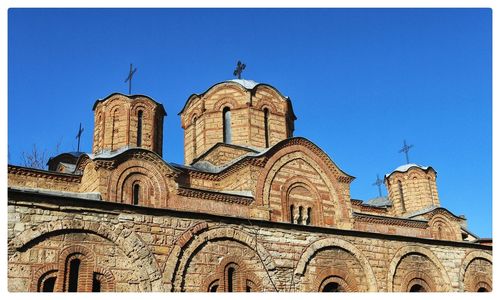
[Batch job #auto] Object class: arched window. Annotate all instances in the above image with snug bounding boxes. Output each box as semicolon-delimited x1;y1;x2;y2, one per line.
290;205;295;224
263;108;269;148
226;265;236;292
223;107;232;144
111;109;119;150
37;271;57;292
398;181;406;212
306;207;312;225
92;273;102;292
478;287;488;292
192;116;197;156
67;258;81;292
133;183;140;205
137;110;143;147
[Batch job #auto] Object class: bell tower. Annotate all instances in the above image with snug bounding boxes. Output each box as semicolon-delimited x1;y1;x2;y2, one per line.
92;93;166;156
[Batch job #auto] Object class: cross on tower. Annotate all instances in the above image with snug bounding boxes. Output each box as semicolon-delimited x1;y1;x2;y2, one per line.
76;123;84;152
233;61;246;79
398;139;414;164
372;174;384;197
124;63;137;94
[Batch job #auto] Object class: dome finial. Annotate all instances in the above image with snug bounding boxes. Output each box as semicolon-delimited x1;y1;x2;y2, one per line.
233;60;246;79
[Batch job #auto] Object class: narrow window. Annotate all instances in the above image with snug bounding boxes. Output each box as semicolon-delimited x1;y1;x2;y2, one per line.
68;258;81;292
133;184;140;205
137;110;143;147
398;181;406;212
427;177;434;205
92;273;101;292
263;108;269;147
227;267;235;292
306;207;312;225
223;107;232;144
437;225;443;239
290;205;295;224
298;206;304;225
192;117;197;156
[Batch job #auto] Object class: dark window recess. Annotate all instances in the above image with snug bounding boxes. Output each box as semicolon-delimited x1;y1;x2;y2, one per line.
137;111;143;147
92;274;101;292
68;259;81;292
264;108;269;147
210;284;219;292
227;267;235;292
133;184;140;205
290;205;295;224
42;277;56;292
322;282;343;292
409;284;426;292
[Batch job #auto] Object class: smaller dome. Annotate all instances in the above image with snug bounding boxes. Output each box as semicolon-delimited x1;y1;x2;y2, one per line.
386;163;431;177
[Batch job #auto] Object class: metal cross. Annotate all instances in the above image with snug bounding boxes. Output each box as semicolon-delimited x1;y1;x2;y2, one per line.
398;139;414;164
372;174;384;197
124;63;137;94
233;61;246;79
76;123;84;152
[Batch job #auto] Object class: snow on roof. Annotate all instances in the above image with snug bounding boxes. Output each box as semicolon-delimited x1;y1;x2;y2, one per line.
226;79;259;89
385;163;431;177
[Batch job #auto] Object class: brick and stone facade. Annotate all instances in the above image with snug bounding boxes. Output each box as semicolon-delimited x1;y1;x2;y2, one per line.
8;79;492;292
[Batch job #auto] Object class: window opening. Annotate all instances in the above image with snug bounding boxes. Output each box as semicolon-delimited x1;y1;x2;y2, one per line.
223;107;232;143
42;276;56;292
68;258;81;292
264;108;269;147
137;110;143;147
133;184;140;205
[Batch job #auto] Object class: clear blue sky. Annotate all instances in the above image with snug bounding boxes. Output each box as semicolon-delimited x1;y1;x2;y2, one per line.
8;8;491;237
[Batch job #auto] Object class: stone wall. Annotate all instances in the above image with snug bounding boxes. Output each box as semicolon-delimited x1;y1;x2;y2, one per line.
8;192;492;292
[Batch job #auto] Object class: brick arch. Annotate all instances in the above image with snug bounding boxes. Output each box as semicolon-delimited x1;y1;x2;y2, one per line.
256;144;353;229
108;160;169;208
183;108;203;128
30;263;58;292
55;245;96;292
294;237;378;291
201;255;263;292
281;175;323;225
387;245;451;292
460;251;492;292
213;97;241;112
93;266;116;292
205;83;248;108
254;98;280;115
8;220;163;292
164;226;277;292
400;270;437;292
313;267;359;292
429;214;460;241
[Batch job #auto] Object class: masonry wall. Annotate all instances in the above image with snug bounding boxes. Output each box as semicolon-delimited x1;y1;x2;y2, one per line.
8;195;492;292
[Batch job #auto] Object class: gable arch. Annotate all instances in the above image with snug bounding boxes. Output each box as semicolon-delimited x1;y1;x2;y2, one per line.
294;237;378;291
256;139;353;229
281;175;324;225
107;158;170;208
387;245;452;292
163;226;277;292
8;219;163;292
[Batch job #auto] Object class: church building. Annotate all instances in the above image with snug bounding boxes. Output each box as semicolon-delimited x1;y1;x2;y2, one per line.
7;78;492;292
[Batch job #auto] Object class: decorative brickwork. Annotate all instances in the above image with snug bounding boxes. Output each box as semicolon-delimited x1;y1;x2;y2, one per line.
7;80;491;292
